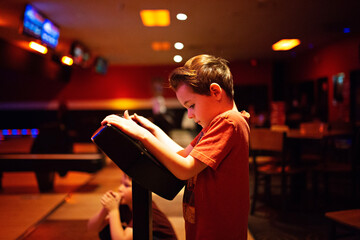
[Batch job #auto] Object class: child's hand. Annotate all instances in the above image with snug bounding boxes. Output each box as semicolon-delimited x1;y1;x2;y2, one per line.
132;113;158;134
101;110;149;140
101;191;121;212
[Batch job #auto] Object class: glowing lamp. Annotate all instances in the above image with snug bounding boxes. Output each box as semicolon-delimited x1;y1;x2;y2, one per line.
151;41;170;51
29;41;48;54
272;39;300;51
173;55;182;63
140;10;170;27
174;42;184;50
176;13;187;21
61;56;73;66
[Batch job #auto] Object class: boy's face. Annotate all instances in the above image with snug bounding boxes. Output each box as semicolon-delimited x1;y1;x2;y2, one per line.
117;175;132;206
176;83;219;129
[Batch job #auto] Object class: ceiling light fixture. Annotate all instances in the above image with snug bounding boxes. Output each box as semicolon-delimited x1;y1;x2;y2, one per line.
272;39;300;51
173;55;183;63
29;41;48;54
176;13;187;21
174;42;184;50
140;9;170;27
61;56;73;66
151;41;170;51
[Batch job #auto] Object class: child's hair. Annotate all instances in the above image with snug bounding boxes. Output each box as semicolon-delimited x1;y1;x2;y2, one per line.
169;54;234;98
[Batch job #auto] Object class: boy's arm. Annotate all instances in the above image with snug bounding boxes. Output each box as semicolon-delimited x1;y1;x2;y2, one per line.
132;113;184;153
107;209;133;240
101;191;133;240
101;113;206;180
141;132;207;180
87;206;109;232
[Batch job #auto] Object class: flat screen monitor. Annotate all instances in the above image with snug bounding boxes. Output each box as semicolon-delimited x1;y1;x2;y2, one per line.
21;4;60;49
70;41;91;67
95;57;108;75
22;4;44;40
41;19;60;48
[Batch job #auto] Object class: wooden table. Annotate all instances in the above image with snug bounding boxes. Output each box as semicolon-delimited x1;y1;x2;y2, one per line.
325;209;360;240
286;129;351;140
0;153;105;191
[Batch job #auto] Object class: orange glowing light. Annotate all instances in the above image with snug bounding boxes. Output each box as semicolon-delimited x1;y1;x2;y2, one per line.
272;39;300;51
61;56;73;66
140;9;170;27
151;41;171;51
29;41;48;54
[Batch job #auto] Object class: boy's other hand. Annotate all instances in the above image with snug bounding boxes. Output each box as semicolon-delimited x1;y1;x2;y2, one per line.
132;113;158;134
101;191;121;212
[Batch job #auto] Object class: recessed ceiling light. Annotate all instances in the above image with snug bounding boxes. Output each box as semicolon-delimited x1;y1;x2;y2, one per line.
272;39;300;51
174;42;184;50
61;56;73;66
29;41;47;54
152;41;171;51
140;10;170;27
176;13;187;21
173;55;183;63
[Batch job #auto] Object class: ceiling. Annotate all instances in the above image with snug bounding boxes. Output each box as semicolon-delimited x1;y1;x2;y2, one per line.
0;0;359;66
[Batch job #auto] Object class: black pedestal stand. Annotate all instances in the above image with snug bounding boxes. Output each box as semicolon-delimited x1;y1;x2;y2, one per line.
132;181;153;240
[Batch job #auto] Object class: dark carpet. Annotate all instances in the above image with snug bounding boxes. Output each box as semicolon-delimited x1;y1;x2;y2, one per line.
247;172;359;240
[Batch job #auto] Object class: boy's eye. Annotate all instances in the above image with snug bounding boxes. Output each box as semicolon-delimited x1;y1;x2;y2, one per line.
189;104;195;109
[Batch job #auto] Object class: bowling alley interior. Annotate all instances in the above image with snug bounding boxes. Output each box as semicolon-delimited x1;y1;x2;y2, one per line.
0;0;360;239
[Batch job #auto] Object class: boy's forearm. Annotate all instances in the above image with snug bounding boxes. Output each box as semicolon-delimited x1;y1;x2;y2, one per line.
151;125;183;152
87;207;108;231
108;209;126;240
140;131;202;180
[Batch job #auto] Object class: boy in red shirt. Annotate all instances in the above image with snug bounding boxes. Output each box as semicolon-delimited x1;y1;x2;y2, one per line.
102;54;250;239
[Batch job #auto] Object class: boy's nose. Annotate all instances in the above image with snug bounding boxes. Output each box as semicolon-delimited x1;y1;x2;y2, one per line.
187;109;194;119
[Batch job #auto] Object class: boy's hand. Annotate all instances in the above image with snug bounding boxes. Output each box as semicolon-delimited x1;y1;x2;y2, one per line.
101;110;150;140
132;113;158;134
101;191;121;212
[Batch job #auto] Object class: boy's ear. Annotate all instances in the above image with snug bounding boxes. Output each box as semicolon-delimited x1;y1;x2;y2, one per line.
210;83;222;99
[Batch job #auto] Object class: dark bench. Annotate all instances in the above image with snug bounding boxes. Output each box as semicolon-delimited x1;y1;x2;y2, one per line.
0;153;106;192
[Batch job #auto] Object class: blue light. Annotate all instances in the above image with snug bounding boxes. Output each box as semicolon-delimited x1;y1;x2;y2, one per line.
21;129;28;135
31;128;39;136
343;27;350;33
11;129;20;135
2;129;10;136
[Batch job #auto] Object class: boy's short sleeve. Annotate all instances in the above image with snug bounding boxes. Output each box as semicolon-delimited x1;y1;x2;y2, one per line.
189;116;236;170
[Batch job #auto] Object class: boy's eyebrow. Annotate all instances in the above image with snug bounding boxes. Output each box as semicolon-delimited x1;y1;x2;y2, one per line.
183;100;191;107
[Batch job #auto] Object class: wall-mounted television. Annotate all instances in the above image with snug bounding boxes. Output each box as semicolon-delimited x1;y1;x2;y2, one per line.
41;19;60;48
70;41;91;67
21;4;60;49
95;57;108;75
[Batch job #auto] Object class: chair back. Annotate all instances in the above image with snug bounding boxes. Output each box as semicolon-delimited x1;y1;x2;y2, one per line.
249;128;287;173
250;128;284;152
300;121;328;134
270;125;290;133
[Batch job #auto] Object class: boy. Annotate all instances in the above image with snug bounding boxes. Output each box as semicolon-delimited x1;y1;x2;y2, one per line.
87;174;177;240
101;54;250;239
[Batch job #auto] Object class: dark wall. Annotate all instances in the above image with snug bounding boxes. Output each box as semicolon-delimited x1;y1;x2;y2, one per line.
0;38;71;101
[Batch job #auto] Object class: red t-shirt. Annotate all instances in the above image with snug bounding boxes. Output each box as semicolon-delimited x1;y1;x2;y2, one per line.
183;110;250;240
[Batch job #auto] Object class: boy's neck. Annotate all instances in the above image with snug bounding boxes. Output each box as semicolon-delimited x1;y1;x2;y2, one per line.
232;101;238;111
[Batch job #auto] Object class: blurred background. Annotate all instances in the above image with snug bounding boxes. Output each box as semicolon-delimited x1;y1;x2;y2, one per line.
0;0;360;239
0;0;359;140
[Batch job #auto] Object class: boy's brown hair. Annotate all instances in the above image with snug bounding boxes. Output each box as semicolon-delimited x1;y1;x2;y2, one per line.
169;54;234;98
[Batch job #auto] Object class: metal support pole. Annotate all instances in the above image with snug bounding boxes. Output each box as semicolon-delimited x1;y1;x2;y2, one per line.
132;181;152;240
